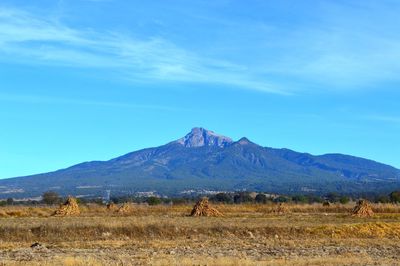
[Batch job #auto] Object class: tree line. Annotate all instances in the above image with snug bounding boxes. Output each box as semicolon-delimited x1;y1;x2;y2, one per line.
1;190;400;206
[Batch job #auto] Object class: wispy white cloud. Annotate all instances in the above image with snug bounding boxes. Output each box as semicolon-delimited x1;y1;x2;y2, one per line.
0;92;182;111
1;2;400;94
0;6;284;94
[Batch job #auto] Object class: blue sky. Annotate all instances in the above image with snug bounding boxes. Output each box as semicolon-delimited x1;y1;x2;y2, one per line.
1;0;400;178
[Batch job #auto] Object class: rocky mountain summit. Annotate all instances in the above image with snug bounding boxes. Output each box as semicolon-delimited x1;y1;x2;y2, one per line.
175;127;233;148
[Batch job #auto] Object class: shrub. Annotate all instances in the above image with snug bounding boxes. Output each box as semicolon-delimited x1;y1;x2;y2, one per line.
339;196;350;204
147;197;162;205
274;196;289;203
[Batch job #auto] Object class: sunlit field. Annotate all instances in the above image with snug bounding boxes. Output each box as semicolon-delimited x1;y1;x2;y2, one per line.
1;203;400;265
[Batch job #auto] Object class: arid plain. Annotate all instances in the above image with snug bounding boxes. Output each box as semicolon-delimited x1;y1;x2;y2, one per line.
0;203;400;265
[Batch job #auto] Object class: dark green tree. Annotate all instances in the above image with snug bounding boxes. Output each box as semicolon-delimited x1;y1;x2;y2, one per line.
375;195;390;203
389;191;400;203
42;191;61;205
326;192;340;203
307;195;323;204
213;193;233;203
339;196;350;204
292;195;308;204
233;192;253;204
147;196;162;205
6;198;13;205
255;193;268;204
274;196;289;203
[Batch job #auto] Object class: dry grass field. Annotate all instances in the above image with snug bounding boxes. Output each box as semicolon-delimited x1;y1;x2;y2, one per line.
1;203;400;265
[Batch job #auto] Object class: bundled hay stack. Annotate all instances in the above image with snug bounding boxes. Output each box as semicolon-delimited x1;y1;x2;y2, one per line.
116;203;134;214
272;203;289;214
190;197;223;217
53;197;80;216
352;200;374;217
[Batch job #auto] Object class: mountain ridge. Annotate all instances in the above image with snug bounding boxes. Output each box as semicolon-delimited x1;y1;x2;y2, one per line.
1;127;399;198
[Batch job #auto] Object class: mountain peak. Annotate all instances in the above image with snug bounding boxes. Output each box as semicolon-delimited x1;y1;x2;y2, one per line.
237;137;251;145
176;127;233;148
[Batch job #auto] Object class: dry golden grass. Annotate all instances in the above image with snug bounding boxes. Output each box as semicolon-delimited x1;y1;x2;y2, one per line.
1;203;400;265
1;202;399;217
0;257;103;266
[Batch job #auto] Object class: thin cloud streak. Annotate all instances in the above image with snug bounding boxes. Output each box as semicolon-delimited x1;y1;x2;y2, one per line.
0;6;283;94
2;2;400;94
